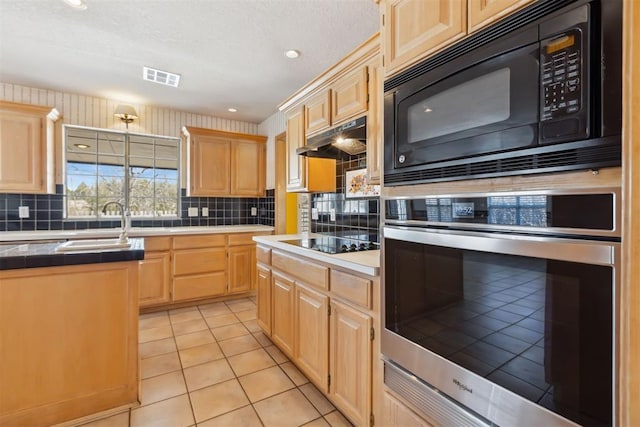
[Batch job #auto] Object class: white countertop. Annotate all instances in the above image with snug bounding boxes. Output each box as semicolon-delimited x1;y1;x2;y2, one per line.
0;225;275;243
252;234;380;277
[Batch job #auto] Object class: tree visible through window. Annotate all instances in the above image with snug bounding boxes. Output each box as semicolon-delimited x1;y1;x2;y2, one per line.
64;126;179;219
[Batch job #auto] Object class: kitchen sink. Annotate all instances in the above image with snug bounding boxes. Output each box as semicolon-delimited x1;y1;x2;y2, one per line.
55;238;131;252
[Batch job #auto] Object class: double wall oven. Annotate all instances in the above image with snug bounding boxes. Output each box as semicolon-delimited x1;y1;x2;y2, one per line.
380;0;622;425
382;188;620;426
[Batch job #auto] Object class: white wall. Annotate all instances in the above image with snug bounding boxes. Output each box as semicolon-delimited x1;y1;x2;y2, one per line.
0;82;259;137
258;110;286;190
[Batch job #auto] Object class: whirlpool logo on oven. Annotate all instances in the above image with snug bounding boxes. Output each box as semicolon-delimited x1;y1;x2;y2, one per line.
452;202;475;219
453;378;474;394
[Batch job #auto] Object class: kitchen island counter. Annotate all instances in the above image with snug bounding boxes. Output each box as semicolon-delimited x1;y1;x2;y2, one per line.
253;233;379;276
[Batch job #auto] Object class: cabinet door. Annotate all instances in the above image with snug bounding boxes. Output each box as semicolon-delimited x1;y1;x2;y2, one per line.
256;264;272;335
331;67;368;125
295;283;329;392
286;107;306;192
189;135;230;196
383;0;466;77
271;271;295;358
468;0;534;33
173;247;226;276
383;391;434;427
305;90;332;135
330;300;372;427
366;58;382;185
139;251;171;307
173;272;227;301
231;139;265;196
228;244;255;294
0;109;45;193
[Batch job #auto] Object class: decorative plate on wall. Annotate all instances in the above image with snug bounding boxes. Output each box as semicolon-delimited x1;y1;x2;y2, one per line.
346;168;380;198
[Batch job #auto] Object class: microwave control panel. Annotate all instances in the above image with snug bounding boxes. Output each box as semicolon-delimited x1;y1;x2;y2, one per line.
540;29;583;121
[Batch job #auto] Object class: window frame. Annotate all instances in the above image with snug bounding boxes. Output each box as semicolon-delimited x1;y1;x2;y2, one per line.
62;124;181;220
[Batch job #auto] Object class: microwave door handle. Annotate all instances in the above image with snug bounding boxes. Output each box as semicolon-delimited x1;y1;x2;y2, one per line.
382;226;616;266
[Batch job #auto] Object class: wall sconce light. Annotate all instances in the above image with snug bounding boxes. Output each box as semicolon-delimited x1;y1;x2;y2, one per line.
114;104;138;129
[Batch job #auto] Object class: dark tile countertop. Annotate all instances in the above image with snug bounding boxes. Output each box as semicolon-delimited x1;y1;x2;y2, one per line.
0;238;144;271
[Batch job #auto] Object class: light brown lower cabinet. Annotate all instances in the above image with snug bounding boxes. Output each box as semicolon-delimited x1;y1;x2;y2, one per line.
329;299;372;427
295;282;329;392
138;232;270;307
256;263;272;333
227;244;255;294
257;246;378;427
173;246;227;301
0;261;139;426
271;271;295;358
138;237;171;307
383;391;434;427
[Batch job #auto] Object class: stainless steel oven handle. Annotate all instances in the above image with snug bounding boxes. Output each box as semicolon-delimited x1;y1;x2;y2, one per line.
383;226;617;266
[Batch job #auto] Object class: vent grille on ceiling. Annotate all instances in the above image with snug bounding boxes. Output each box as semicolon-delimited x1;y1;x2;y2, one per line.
143;66;181;87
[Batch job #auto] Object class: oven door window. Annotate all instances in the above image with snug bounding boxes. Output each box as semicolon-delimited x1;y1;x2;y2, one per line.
395;43;539;168
384;238;612;426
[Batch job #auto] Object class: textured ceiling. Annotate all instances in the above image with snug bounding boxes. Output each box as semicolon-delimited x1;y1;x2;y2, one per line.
0;0;379;123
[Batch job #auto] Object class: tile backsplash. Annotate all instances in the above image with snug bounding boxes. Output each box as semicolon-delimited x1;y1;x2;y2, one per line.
310;153;380;237
0;186;275;232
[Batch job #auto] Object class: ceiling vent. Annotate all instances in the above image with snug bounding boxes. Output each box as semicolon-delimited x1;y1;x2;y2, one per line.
143;66;181;87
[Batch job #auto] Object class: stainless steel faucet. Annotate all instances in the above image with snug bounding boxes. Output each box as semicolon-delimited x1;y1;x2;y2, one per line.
101;201;130;243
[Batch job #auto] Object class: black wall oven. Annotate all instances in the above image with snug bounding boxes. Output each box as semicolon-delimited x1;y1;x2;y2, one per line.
382;188;620;426
383;0;621;185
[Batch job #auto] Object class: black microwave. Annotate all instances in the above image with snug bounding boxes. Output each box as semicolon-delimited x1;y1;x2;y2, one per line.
383;0;622;186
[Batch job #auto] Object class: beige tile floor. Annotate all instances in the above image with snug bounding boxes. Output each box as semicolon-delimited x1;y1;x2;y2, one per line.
78;297;353;427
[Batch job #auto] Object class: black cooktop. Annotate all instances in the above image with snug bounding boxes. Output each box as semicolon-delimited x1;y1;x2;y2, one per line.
282;234;380;254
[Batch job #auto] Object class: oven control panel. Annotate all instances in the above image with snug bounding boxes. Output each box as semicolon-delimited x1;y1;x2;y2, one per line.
541;29;583;121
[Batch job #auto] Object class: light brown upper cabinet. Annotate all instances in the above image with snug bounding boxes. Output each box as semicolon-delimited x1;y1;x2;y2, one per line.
285;107;336;193
305;90;332;135
0;101;59;194
305;66;369;136
381;0;535;78
183;126;266;197
331;66;369;125
280;34;380;192
468;0;535;33
382;0;466;77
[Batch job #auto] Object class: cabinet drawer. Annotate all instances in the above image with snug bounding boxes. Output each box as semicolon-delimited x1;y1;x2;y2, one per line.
256;245;271;265
330;269;371;309
173;248;226;275
173;234;226;249
173;272;226;301
228;233;257;246
272;250;328;290
143;236;171;252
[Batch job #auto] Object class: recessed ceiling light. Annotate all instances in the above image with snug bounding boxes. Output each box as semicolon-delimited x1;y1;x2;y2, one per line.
74;143;90;149
63;0;87;10
143;66;181;88
285;49;300;59
228;108;237;113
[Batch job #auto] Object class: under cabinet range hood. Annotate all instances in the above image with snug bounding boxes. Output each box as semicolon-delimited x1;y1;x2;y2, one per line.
297;116;366;160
